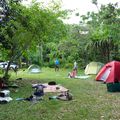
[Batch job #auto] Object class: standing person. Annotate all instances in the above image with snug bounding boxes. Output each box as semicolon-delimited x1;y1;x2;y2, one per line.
55;58;60;71
73;61;78;72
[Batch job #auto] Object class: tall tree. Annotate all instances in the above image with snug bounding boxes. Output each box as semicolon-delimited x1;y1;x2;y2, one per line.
0;0;68;82
82;2;120;62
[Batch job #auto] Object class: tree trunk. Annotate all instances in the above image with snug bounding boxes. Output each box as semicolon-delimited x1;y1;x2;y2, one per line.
107;44;110;62
3;61;11;83
39;44;43;66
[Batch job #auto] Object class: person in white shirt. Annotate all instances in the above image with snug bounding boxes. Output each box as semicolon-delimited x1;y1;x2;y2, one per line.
73;61;78;71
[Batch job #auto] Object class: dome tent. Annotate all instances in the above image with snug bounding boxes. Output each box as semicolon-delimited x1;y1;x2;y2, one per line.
96;61;120;83
27;64;41;74
85;62;104;75
96;61;120;92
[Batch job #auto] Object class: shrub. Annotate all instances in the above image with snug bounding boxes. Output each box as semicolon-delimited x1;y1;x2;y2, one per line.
64;63;73;69
48;61;55;68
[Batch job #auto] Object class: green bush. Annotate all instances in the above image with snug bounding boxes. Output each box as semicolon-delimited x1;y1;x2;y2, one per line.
43;62;49;67
64;63;73;69
48;61;55;68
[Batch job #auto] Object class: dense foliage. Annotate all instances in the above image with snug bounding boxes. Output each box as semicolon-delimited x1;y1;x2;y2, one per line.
0;0;120;81
81;1;120;63
0;0;68;81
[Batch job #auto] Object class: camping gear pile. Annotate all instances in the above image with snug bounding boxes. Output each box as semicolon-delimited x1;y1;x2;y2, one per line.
16;81;72;102
0;90;12;104
32;83;68;93
49;90;72;101
16;84;45;102
32;81;72;101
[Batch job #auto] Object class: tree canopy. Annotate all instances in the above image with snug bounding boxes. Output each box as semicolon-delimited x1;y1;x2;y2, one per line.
0;0;120;82
0;0;68;81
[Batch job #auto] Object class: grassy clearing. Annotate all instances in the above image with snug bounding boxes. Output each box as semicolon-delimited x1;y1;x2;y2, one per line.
0;67;120;120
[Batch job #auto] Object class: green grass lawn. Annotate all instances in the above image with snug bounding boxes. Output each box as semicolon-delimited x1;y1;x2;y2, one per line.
0;67;120;120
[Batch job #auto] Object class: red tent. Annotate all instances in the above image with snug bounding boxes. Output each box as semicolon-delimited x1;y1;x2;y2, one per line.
96;61;120;83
